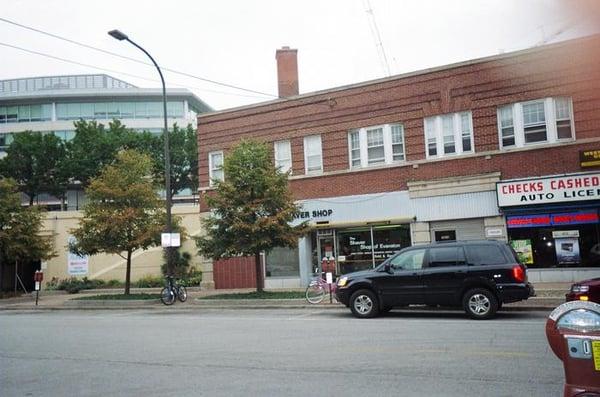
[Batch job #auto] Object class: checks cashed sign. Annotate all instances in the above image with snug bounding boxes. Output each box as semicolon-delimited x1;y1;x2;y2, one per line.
497;173;600;207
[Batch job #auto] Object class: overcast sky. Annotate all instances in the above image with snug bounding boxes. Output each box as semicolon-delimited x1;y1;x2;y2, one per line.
1;0;598;110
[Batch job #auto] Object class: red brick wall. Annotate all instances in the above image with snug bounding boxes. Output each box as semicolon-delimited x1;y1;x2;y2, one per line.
198;35;600;209
213;257;256;289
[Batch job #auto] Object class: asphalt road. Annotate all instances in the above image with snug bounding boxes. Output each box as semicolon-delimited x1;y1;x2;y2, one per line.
0;309;563;397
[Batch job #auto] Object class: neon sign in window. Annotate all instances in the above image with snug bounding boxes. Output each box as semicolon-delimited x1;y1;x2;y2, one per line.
507;211;599;228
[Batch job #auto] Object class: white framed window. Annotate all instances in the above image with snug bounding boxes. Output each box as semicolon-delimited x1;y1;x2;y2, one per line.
347;123;405;168
303;135;323;174
497;97;574;149
274;140;292;174
208;151;224;186
423;112;473;159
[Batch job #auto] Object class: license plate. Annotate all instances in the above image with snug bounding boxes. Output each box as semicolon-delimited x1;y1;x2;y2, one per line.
593;340;600;371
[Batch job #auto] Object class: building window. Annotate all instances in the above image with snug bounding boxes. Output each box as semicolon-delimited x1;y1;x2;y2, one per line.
274;140;292;174
349;130;361;167
423;112;473;159
0;104;52;123
348;123;405;168
303;135;323;174
266;246;299;277
497;97;574;149
555;97;573;139
208;151;224;186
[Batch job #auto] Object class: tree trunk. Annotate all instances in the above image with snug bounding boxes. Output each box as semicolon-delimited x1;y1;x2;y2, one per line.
125;250;132;295
255;251;264;293
29;194;34;206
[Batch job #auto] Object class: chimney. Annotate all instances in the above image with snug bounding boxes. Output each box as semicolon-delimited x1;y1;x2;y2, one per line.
276;46;299;98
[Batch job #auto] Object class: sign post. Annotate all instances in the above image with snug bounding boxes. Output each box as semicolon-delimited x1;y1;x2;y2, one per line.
326;272;333;303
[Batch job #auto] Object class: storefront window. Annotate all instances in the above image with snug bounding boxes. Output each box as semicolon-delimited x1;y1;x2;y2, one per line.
266;246;299;277
507;210;600;268
337;228;373;274
336;224;410;274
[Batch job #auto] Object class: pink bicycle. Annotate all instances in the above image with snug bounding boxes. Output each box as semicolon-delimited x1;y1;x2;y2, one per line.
305;273;337;304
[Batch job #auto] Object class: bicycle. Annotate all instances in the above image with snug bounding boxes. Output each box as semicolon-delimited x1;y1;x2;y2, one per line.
160;276;188;305
305;272;337;304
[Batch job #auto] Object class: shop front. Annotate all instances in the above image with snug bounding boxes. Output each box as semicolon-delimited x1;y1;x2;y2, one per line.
497;172;600;279
264;191;415;288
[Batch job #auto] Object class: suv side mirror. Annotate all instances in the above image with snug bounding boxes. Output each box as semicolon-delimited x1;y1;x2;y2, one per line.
383;263;393;274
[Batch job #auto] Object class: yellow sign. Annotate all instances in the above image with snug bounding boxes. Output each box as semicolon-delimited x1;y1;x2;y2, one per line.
593;340;600;371
581;150;600;168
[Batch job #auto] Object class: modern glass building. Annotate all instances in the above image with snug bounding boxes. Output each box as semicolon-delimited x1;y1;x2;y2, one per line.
0;74;212;208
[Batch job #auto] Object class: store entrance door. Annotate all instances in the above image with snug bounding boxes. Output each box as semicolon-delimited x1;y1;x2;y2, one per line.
317;233;337;275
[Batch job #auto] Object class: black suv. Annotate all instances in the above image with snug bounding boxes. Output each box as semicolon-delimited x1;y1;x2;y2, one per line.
335;240;534;319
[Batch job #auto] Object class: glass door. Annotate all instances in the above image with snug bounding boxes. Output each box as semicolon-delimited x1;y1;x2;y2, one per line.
312;230;337;275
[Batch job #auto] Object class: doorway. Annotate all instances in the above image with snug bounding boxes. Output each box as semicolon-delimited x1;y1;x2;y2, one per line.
312;230;337;274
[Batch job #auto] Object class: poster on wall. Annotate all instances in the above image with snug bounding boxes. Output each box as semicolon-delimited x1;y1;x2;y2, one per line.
554;238;581;265
67;236;89;276
510;240;534;265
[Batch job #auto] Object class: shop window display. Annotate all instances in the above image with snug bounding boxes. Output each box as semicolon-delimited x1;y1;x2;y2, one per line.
509;223;600;268
336;224;410;274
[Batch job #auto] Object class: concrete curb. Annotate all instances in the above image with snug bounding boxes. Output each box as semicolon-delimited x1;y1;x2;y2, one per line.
0;299;557;312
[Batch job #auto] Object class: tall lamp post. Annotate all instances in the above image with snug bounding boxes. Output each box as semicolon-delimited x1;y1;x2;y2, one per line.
108;29;173;275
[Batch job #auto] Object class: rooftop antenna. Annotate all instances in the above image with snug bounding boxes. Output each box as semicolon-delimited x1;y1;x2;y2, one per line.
363;0;391;77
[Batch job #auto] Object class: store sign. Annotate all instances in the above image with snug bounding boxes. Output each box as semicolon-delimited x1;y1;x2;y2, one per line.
552;230;580;238
506;211;599;228
293;209;333;220
67;236;89;276
497;173;600;207
580;149;600;168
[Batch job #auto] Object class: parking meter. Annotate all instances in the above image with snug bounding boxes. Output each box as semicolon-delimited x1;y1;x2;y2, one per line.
546;301;600;397
34;271;43;306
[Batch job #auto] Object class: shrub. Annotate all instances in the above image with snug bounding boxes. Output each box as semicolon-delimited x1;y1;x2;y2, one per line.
182;267;202;286
105;279;123;288
45;277;60;290
135;275;164;288
161;250;192;278
56;277;106;294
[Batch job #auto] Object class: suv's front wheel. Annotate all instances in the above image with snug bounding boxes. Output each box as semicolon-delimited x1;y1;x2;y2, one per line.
350;289;380;318
462;288;498;320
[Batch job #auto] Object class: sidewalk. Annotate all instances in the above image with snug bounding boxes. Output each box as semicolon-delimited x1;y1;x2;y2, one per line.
0;283;572;312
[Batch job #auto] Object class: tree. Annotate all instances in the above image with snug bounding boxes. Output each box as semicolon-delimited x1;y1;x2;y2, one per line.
0;178;54;290
0;131;68;206
69;150;166;295
64;120;129;189
152;124;199;200
195;140;306;292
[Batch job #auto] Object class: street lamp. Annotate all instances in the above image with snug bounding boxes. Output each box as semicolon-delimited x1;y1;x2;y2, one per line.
108;29;173;275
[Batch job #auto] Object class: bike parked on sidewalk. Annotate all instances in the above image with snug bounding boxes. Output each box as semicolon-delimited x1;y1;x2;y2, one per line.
160;276;187;305
305;271;336;304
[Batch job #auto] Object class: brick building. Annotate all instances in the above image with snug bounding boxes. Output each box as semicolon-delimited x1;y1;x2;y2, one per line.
198;35;600;289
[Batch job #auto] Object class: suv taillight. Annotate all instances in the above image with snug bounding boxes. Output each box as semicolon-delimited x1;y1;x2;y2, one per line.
512;265;526;283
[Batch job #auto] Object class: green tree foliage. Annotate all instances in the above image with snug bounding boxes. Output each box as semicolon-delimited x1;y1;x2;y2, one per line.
0;178;55;288
69;150;166;295
65;120;133;188
0;131;68;206
195;140;306;292
152;124;199;200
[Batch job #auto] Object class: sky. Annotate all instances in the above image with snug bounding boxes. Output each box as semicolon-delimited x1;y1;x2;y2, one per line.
1;0;599;111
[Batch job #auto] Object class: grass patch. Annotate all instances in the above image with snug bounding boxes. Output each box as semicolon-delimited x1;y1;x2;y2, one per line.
72;293;160;301
199;291;306;300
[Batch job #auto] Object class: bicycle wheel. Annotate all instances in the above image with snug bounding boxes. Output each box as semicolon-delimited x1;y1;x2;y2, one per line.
160;287;175;306
177;285;188;302
305;282;326;304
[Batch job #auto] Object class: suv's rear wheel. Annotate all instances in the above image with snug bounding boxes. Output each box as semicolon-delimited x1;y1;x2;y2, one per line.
350;289;379;318
462;288;498;320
